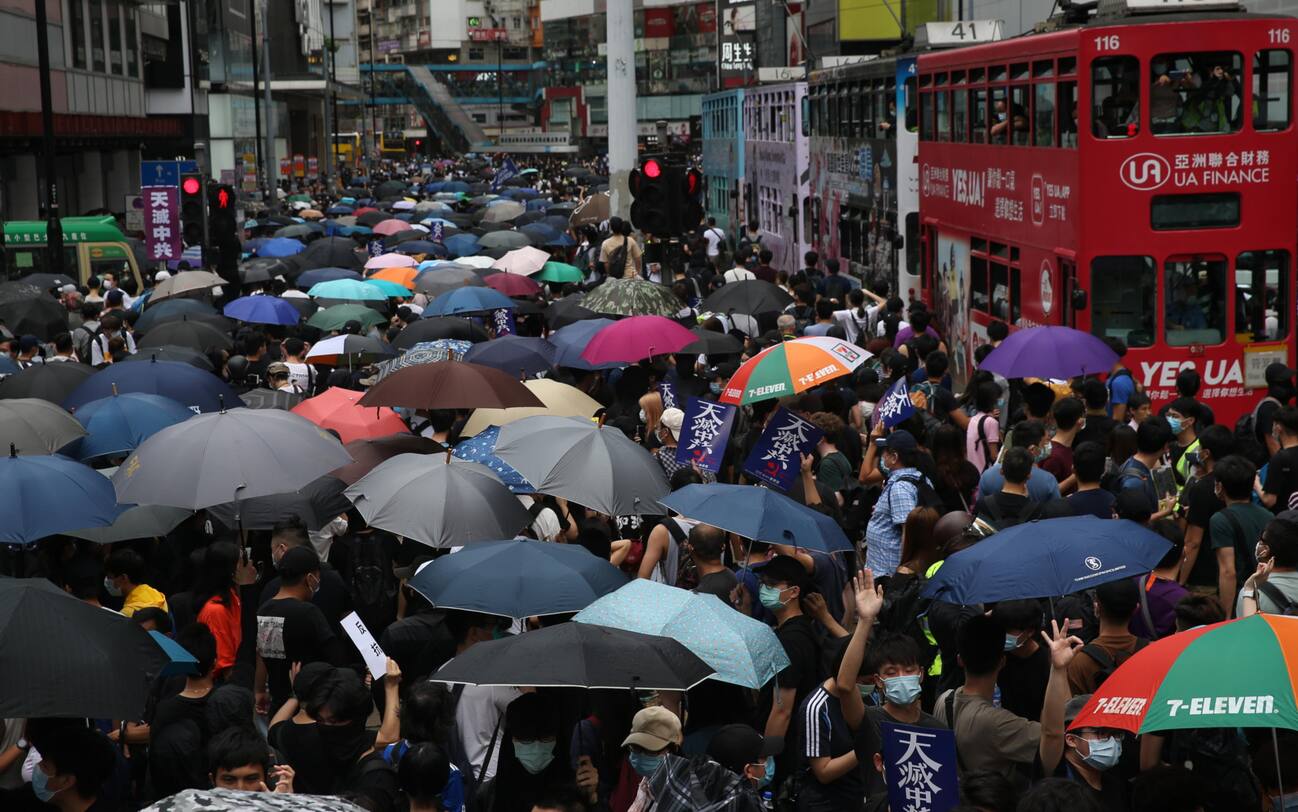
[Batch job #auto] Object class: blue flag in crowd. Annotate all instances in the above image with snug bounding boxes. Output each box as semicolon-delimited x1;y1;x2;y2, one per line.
430;221;445;243
880;722;960;812
675;398;737;474
658;379;679;411
367;239;385;258
491;308;516;336
742;407;823;491
877;376;916;428
491;158;520;192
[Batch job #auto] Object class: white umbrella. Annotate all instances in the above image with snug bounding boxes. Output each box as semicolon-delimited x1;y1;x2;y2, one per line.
492;246;550;276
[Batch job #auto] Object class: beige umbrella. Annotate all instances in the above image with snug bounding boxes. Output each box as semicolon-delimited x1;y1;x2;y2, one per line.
151;271;224;301
300;209;324;220
491;246;550;276
570;192;610;227
460;378;602;437
481;200;526;223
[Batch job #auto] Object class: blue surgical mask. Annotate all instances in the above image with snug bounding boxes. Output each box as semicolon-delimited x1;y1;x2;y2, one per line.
628;750;663;778
710;382;724;396
882;674;922;706
104;576;123;598
1080;736;1122;771
1004;633;1022;652
32;766;63;803
858;683;878;704
878;458;891;477
758;584;787;611
759;755;775;787
1167;416;1183;435
513;739;556;774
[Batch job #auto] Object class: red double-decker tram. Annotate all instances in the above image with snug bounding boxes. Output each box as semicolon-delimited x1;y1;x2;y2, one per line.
915;3;1295;422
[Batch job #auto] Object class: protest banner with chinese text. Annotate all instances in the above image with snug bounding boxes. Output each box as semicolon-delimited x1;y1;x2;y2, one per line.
742;407;822;491
881;722;960;812
143;187;182;262
676;397;736;473
876;376;917;428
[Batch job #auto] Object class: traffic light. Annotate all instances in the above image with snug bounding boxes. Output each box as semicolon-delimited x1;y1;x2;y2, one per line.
629;158;672;236
682;167;704;232
208;184;240;280
179;172;205;247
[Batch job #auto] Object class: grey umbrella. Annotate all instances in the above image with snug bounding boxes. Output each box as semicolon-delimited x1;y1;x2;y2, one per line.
112;407;353;510
66;474;193;542
0;397;87;454
493;415;670;516
478;230;531;250
414;267;486;297
206;474;350;531
240;387;305;410
345;453;532;548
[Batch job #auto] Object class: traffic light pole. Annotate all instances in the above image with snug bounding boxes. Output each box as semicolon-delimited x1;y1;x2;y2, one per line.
34;0;62;274
605;0;637;221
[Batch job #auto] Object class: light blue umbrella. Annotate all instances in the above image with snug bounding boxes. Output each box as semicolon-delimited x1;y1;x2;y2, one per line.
363;278;414;298
660;483;854;553
574;579;789;688
425;286;516;316
307;278;387;301
149;630;200;677
256;237;306;258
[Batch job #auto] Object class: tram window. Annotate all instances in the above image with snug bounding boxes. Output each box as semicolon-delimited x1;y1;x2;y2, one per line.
828;88;839;133
936;91;950;141
1151;193;1240;230
1236;250;1288;341
905;213;919;279
971;88;988;143
991;258;1011;321
990;65;1007;82
989;87;1008;142
1033;60;1054;79
971;67;985;83
1058;81;1078;147
1091;256;1156;347
971;255;990;312
1009;86;1031;145
905;76;918;132
952;88;968;142
1034;82;1056;146
1010;266;1022;323
1253;50;1291;131
1091;56;1139;138
1011;63;1029;81
952;70;966;84
1151;52;1243;135
1059;57;1077;76
1165;255;1227;347
802;94;810;137
921;93;935;141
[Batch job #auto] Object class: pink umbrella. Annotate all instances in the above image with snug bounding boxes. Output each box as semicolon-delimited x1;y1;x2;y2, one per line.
485;273;541;297
581;315;697;364
492;246;550;275
372;219;409;236
291;386;411;444
364;252;419;270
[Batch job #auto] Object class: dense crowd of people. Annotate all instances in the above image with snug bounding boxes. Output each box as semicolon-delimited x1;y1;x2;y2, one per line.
0;154;1296;812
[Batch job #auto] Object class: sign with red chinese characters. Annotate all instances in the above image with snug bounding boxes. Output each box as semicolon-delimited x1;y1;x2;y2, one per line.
293;154;306;178
143;186;181;262
307;157;319;177
469;28;509;42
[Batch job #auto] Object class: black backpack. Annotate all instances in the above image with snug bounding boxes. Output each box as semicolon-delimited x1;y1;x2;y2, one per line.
1080;638;1148;688
894;472;946;512
1235;395;1279;466
972;414;996;469
1164;728;1262;812
876;575;939;670
977;493;1046;531
1106;460;1151;496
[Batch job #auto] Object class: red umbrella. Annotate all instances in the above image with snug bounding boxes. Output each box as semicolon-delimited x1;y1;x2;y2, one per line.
581;315;697;365
372;219;410;236
484;273;541;298
359;361;546;410
291;387;411;444
331;433;444;484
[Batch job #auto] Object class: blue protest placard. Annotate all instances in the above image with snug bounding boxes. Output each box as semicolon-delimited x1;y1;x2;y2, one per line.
876;376;917;429
430;221;445;243
658;379;679;411
742;407;823;491
491;308;516;337
880;722;960;812
491;158;520;192
675;397;736;473
367;239;385;258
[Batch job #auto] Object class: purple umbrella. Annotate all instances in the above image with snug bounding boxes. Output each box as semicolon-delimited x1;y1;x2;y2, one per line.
977;326;1119;380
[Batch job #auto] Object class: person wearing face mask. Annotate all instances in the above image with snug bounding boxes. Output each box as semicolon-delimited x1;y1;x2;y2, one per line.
1239;514;1298;616
1050;695;1130;806
976;420;1063;506
260;518;354;637
302;668;401;811
1165;398;1201;489
628;722;767;810
24;720;117;812
614;707;681;810
1259;407;1298;512
991;600;1052;723
491;692;573;812
1256;363;1295;459
102;549;167;617
450;612;520;787
254;546;348;716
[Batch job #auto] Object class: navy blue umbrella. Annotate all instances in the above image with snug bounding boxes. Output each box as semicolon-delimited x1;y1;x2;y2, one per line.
297;266;362;289
64;360;245;414
452;426;534;493
464;336;557;378
443;233;481;258
549;318;622;370
425;286;516;317
0;450;118;542
67;392;195;461
659;483;854;553
921;516;1173;604
134;298;219;334
409;539;627;618
394;240;449;258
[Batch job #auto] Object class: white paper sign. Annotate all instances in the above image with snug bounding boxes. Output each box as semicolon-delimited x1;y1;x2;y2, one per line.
341;611;387;681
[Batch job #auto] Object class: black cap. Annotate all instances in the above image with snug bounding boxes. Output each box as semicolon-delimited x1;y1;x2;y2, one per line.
277;545;321;579
1266;362;1295;385
875;428;918;453
706;724;782;774
752;554;811;591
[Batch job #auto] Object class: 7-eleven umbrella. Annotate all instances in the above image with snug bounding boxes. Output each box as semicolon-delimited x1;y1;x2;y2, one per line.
720;337;872;405
291;387;410;444
1070;614;1298;734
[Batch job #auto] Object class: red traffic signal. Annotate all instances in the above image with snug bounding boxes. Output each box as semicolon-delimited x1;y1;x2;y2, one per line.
216;188;231;209
181;176;202;196
685;168;702;196
643;159;662;179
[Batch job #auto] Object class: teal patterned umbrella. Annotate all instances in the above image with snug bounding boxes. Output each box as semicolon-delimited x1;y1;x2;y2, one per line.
574;579;789;688
581;277;680;318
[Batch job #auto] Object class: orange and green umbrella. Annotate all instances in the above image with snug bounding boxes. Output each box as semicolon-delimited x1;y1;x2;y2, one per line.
720;337;871;405
1070;614;1298;734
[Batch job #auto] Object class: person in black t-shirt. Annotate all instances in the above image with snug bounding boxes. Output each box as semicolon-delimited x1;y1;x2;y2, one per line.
255;546;348;716
1179;425;1235;593
975;448;1039;528
992;600;1051;723
1257;363;1295;458
1073;380;1118;452
686;523;739;601
148;623;219;797
1066;442;1116;520
1261;406;1298;513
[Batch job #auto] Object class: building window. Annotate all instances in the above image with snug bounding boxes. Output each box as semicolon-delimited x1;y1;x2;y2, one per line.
107;0;122;75
68;0;87;69
89;0;105;72
124;6;137;77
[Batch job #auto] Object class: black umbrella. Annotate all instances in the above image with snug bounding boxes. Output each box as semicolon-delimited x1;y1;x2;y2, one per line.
357;211;389;228
240;387;305;410
701;280;795;315
0;282;68;340
444;213;474;229
0;578;169;718
682;327;744;356
516;211;545;225
240;256;301;283
375;180;407;199
138;319;234;352
431;622;714;690
135;299;221;334
384;230;427;247
18;272;76;292
546;294;599;330
0;362;95;403
207;474;351;530
299;237;364;271
121;346;216;371
393;317;489;350
279;295;320;320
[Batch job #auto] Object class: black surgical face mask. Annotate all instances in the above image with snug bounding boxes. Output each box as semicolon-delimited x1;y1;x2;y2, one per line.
317;720;370;764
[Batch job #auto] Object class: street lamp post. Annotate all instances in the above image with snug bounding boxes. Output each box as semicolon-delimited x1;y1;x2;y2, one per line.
34;0;62;272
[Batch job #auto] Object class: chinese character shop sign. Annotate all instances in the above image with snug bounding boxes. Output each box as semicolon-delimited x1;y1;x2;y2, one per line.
143;186;181;261
881;722;960;812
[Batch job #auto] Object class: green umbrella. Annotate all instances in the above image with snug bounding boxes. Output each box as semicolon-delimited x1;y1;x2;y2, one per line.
307;303;388;332
286;193;312;204
582;277;681;318
535;261;583;284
